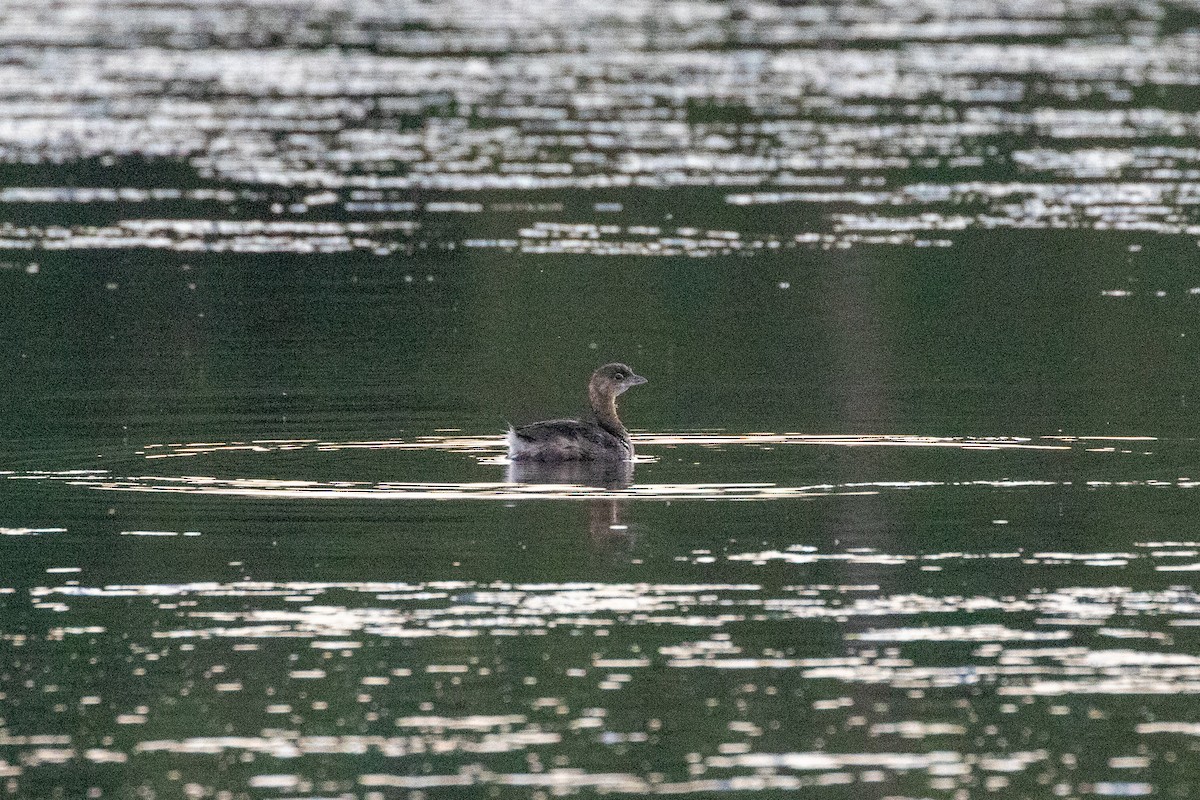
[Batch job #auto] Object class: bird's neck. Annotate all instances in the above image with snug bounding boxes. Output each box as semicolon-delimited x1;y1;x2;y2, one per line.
589;386;627;439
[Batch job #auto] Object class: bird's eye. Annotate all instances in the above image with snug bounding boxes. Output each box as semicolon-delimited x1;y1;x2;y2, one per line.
615;372;626;379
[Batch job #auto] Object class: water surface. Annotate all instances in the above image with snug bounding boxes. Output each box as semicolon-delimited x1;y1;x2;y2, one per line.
3;0;1200;798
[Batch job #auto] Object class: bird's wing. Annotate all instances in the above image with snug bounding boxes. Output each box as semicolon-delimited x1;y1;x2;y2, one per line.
509;419;623;461
513;419;597;440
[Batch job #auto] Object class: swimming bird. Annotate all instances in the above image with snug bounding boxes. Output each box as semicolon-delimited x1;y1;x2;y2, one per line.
507;363;647;462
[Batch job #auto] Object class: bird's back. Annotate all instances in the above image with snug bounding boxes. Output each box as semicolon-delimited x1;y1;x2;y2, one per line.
507;419;631;462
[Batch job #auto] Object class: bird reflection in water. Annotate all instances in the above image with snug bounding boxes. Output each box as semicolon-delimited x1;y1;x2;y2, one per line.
505;459;636;548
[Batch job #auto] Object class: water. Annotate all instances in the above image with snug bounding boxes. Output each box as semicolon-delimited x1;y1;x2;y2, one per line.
4;0;1200;798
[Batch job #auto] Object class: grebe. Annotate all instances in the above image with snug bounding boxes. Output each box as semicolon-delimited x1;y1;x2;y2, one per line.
507;363;647;462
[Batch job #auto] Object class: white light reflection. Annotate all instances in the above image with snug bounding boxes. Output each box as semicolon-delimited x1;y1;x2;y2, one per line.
0;527;66;536
17;473;1200;501
4;431;1157;500
9;574;1200;795
135;432;1089;460
6;470;1078;501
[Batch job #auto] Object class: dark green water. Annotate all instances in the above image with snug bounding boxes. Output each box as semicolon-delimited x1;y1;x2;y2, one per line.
4;1;1200;798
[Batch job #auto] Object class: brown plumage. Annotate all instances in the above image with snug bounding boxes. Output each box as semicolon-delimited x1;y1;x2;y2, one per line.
507;363;648;462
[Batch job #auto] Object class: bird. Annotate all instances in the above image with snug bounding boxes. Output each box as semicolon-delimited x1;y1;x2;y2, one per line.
506;363;647;462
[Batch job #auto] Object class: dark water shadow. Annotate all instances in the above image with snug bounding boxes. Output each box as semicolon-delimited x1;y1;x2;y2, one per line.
505;459;634;490
506;460;636;549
